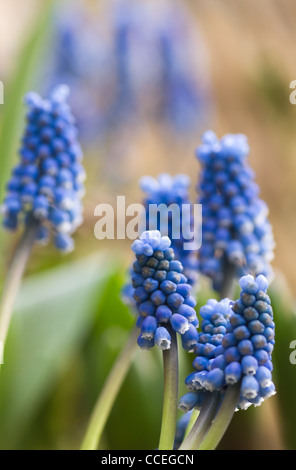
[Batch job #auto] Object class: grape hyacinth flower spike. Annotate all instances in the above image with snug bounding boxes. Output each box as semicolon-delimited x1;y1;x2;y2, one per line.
122;173;199;312
131;230;199;351
179;274;275;450
0;85;85;356
131;230;198;450
140;173;199;286
196;131;275;297
2;85;85;252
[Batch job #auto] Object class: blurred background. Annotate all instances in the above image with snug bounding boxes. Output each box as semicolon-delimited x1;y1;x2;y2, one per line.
0;0;295;450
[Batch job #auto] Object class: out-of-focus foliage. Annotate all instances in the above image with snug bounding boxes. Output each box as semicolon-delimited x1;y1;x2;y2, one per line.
0;253;116;449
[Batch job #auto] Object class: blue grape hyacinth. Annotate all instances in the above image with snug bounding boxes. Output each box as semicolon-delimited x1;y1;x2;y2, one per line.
196;131;275;292
179;274;275;412
140;174;199;286
131;230;199;351
179;297;233;413
1;85;85;253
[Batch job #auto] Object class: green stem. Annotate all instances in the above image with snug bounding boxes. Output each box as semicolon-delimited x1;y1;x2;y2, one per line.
219;260;236;300
198;383;241;450
158;326;178;450
80;325;139;450
179;392;220;450
0;221;39;360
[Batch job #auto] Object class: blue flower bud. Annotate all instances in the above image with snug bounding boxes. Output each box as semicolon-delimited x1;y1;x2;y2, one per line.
225;346;241;363
241;355;258;375
54;232;74;253
204;368;225;391
255;366;272;388
141;316;158;340
167;293;184;309
238;339;254;356
225;362;242;385
251;334;267;350
155;305;172;323
241;376;259;400
170;314;189;334
154;327;171;350
137;335;154;350
160;280;177;294
143;278;159;293
193;356;209;371
151;289;166;306
177;304;197;323
233;325;251;341
181;324;199;351
179;392;201;413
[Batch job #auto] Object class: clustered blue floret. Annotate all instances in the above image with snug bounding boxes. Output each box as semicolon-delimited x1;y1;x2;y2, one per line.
179;274;275;412
179;297;233;412
1;86;85;253
196;131;275;292
131;231;199;351
140;174;199;286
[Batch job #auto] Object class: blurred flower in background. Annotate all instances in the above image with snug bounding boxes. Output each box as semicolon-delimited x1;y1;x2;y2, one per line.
43;0;211;146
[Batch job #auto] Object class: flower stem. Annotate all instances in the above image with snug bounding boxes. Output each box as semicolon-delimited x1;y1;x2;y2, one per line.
158;326;178;450
80;325;139;450
0;220;39;360
220;260;236;299
198;383;241;450
178;392;220;450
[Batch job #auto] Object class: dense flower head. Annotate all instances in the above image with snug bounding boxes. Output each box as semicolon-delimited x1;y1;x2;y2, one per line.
179;274;275;412
140;173;199;286
1;86;85;253
179;297;233;413
196;131;275;292
131;230;199;351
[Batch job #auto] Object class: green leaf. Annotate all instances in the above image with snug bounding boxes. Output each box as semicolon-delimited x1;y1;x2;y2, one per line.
269;276;296;450
0;252;116;448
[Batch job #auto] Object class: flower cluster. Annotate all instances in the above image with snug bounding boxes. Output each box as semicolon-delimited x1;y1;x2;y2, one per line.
140;173;199;286
179;274;275;412
1;86;85;253
131;231;199;351
179;297;232;412
196;131;275;292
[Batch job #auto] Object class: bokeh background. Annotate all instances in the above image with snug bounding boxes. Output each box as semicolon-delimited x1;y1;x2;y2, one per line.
0;0;296;450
